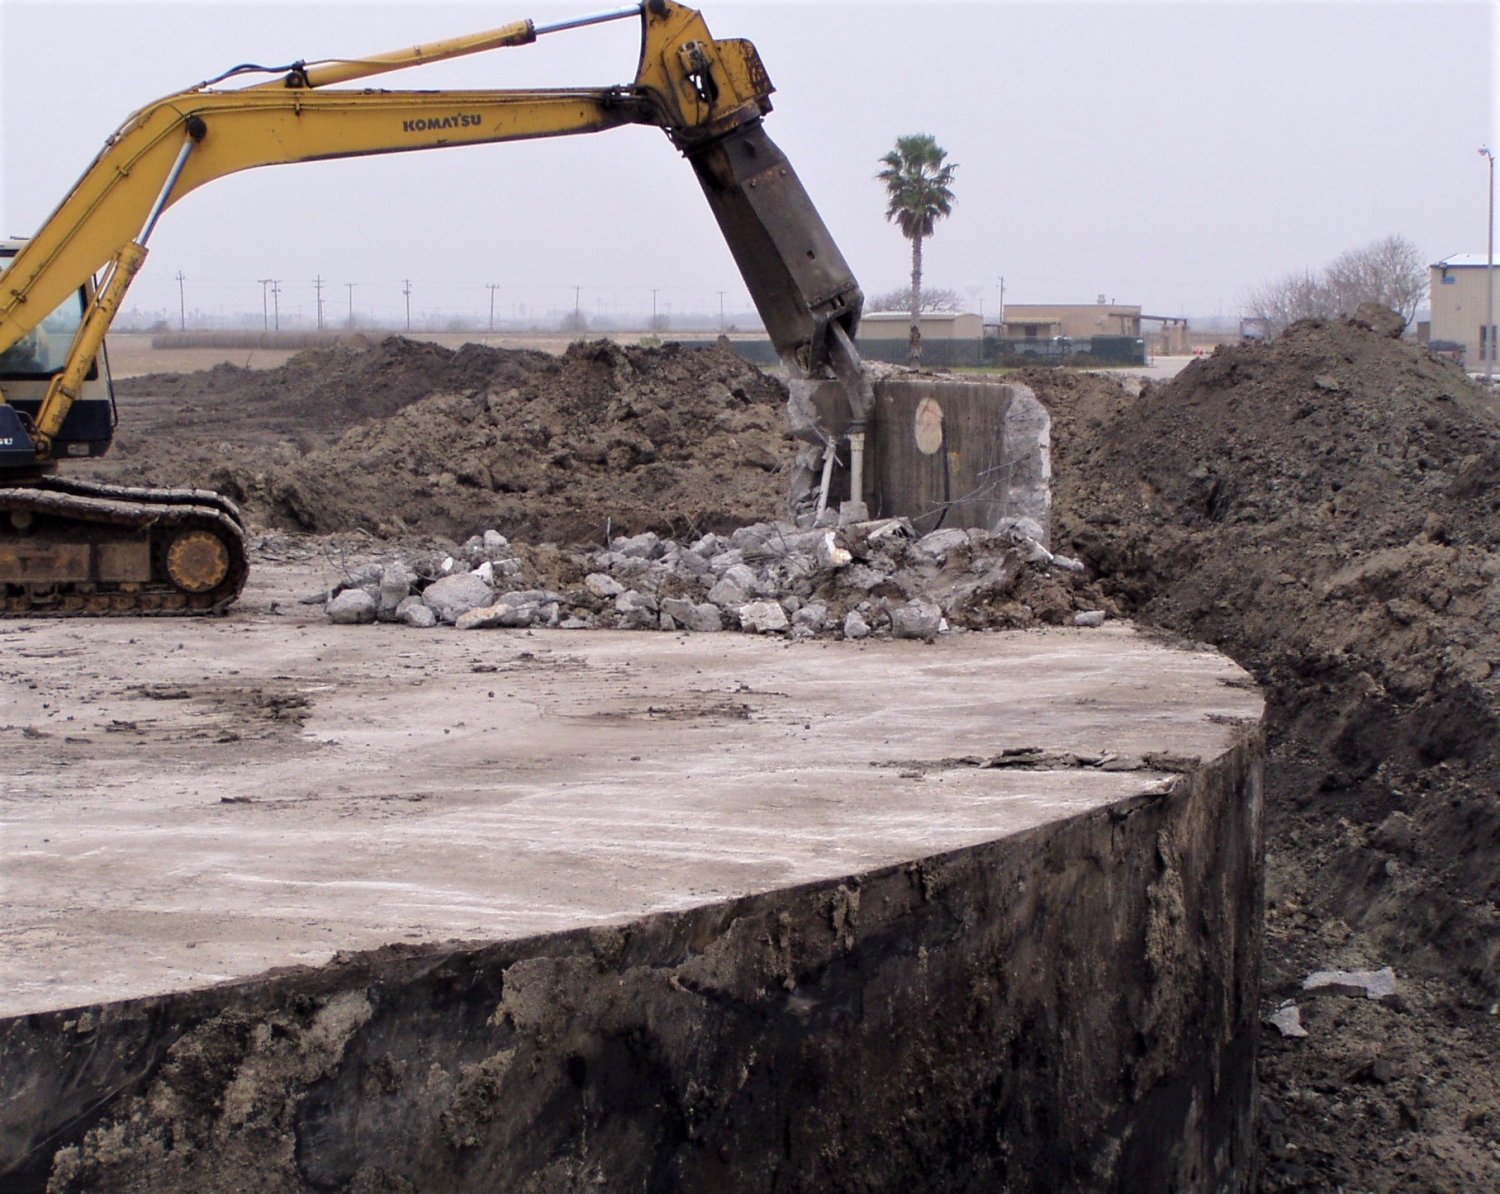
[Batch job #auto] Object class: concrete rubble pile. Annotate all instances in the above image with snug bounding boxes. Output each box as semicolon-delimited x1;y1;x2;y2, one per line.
320;517;1112;640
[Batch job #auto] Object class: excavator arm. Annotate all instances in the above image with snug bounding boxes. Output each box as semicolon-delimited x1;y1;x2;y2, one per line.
0;0;866;465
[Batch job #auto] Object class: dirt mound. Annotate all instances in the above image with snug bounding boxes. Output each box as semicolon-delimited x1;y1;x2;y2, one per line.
1041;318;1500;1191
115;336;552;431
97;336;794;543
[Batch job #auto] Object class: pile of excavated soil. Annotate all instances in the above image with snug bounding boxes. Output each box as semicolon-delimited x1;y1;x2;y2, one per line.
96;337;794;543
1040;315;1500;1191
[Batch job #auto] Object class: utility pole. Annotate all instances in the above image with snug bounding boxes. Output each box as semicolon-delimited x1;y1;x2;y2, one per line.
345;283;355;327
403;279;413;331
574;285;582;327
175;271;186;331
487;283;500;331
271;280;281;330
650;288;658;330
1482;146;1495;384
258;279;272;329
313;275;325;330
718;290;726;333
997;276;1006;337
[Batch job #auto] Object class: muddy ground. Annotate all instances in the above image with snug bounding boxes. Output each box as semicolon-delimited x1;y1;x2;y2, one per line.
70;320;1500;1190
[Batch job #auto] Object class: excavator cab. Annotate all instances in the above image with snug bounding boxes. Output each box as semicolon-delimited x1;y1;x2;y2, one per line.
0;242;116;469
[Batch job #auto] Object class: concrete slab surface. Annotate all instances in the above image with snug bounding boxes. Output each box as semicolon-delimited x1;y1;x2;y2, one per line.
1;558;1260;1017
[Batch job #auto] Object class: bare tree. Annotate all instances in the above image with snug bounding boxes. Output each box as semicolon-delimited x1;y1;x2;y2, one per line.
1244;235;1429;337
868;286;963;314
1244;270;1337;338
1324;235;1428;327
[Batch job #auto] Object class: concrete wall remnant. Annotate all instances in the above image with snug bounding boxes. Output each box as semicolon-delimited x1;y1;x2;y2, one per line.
807;378;1052;541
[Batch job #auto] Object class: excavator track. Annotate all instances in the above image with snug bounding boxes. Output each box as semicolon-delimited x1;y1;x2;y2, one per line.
0;480;248;616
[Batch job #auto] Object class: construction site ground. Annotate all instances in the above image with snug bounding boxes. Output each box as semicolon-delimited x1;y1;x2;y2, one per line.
2;549;1256;1019
9;316;1500;1190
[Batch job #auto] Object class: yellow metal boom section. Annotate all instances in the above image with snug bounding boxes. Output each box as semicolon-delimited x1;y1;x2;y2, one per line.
0;0;776;457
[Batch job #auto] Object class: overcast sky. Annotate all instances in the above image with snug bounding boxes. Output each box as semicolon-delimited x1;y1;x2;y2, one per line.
1;0;1494;327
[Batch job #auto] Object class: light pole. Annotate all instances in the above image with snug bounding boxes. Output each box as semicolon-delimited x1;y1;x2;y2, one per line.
1482;146;1495;384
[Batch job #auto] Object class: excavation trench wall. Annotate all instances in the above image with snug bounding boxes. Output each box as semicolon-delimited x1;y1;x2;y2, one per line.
3;736;1262;1194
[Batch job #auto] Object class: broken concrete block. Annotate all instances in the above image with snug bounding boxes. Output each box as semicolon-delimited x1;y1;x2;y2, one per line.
455;604;510;631
585;573;625;598
399;603;435;630
738;601;788;634
1074;610;1106;627
843;610;870;640
474;561;496;586
708;549;744;574
326;588;377;624
660;597;697;626
421;572;494;625
1268;1003;1308;1038
730;525;771;552
683;603;724;633
500;602;540;627
891;600;943;640
378;564;413;617
1302;967;1397;1001
816;532;853;570
722;563;759;594
707;578;749;609
612;531;661;559
394;595;425;622
843;564;889;593
673;549;711;577
483;529;508;551
615;590;659;616
792;603;827;631
498;589;566;607
913;528;969;563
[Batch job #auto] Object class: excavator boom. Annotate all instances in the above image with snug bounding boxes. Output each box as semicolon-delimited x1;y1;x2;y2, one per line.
0;0;867;614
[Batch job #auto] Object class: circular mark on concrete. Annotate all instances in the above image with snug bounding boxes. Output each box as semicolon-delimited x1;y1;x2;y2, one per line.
914;396;944;455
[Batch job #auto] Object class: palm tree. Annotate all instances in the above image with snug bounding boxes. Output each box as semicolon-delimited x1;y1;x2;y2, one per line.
877;134;957;364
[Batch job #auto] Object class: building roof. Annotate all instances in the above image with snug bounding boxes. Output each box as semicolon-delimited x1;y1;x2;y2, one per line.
1432;254;1495;268
861;310;976;320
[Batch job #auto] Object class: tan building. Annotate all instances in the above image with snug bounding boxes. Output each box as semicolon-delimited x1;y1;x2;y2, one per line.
858;311;983;340
1430;255;1498;364
998;302;1142;342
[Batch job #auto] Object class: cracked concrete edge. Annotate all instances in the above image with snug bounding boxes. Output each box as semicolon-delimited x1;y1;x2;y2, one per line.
3;732;1264;1194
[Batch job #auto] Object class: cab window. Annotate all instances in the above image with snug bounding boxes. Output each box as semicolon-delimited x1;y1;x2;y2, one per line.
0;252;87;378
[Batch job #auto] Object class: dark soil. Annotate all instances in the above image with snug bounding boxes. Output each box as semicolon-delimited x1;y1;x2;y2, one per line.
1035;317;1500;1191
97;336;794;544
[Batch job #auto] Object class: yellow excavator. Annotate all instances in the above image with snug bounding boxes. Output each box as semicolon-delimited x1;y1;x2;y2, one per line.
0;0;870;615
